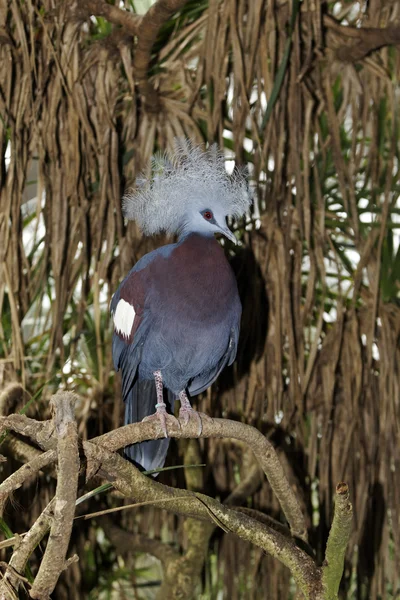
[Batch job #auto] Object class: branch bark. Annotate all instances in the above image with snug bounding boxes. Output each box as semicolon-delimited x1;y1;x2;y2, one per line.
0;449;56;517
324;14;400;62
0;414;55;451
29;393;80;599
133;0;189;112
93;416;308;541
322;482;353;599
0;500;55;597
0;393;355;599
82;441;322;598
0;412;307;540
83;0;141;35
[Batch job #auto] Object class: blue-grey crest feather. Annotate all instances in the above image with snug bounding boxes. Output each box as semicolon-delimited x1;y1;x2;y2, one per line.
122;139;251;235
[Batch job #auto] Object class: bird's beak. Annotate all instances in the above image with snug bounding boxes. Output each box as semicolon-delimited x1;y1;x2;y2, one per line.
219;225;238;245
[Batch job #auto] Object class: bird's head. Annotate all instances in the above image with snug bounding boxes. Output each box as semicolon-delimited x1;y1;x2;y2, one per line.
179;205;238;244
122;139;251;242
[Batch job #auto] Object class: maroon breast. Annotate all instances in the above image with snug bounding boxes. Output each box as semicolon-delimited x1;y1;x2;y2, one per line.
149;234;238;323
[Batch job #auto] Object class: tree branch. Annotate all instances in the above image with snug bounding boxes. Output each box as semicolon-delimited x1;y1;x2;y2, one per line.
0;500;55;596
101;443;209;600
0;411;307;541
322;482;353;599
101;516;180;565
0;449;56;517
29;393;80;599
82;0;142;35
93;417;308;541
82;441;322;598
160;439;213;600
0;413;56;450
225;460;263;506
133;0;189;112
78;0;189;112
0;383;25;415
324;14;400;62
0;391;355;599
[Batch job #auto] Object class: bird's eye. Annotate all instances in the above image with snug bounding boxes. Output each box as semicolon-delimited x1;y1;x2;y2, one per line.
203;210;213;220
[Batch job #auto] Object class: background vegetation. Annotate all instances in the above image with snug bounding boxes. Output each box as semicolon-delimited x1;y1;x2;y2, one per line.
0;0;399;598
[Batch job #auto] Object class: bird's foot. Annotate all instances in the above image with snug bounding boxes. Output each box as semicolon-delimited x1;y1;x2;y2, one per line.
178;393;211;436
178;405;205;436
142;402;180;438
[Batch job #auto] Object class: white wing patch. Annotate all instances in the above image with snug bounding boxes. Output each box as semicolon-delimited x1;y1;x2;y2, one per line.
113;298;136;338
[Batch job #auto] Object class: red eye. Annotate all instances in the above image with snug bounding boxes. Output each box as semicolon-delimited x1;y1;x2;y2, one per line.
203;211;213;220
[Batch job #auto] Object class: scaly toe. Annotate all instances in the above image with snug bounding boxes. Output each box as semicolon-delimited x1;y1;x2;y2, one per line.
142;411;180;438
179;407;190;427
166;413;181;430
179;407;204;436
142;411;167;437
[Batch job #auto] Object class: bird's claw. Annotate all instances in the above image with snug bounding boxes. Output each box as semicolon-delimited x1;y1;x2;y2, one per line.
142;404;180;438
178;406;208;436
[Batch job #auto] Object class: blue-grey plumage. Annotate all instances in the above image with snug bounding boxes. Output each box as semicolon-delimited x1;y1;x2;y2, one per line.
112;233;241;471
111;140;251;472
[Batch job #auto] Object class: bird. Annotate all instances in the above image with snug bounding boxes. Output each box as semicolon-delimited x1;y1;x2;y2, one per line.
111;140;251;472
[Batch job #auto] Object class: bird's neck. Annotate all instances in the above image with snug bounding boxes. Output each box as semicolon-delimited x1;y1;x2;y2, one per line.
177;228;214;243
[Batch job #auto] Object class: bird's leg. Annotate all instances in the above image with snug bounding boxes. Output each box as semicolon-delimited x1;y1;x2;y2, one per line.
178;391;204;436
142;370;179;438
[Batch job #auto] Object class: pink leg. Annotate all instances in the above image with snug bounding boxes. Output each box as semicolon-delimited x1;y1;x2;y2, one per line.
142;371;179;438
178;391;203;436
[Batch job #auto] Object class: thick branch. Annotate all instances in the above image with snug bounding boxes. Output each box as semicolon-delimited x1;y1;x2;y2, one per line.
225;460;263;506
101;517;179;565
133;0;189;111
93;417;308;540
30;393;80;599
0;383;25;414
83;0;141;35
0;414;56;450
2;436;47;465
324;14;400;62
0;410;307;540
322;482;353;599
83;442;321;598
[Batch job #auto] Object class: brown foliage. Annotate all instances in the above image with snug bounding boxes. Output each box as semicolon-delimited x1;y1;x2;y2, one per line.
0;0;399;598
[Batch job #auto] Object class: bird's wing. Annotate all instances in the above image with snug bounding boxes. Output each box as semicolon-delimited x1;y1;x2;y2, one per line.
188;323;240;396
111;244;175;399
111;277;147;398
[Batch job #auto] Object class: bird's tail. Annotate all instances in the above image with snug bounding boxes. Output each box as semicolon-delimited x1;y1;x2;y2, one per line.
124;378;175;473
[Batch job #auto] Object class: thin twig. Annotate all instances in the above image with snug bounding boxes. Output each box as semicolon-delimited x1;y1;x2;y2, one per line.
0;449;56;516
